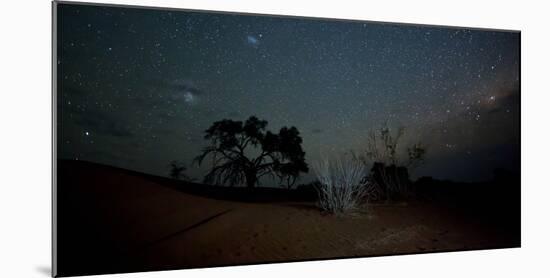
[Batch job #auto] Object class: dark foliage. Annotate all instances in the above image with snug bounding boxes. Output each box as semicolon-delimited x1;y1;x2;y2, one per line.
413;170;520;244
370;162;412;200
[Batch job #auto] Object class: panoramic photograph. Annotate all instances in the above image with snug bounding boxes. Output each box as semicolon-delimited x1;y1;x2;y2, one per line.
55;2;520;277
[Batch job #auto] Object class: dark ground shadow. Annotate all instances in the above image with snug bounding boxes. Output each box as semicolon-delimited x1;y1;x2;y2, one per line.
142;209;233;249
35;266;51;277
282;203;320;212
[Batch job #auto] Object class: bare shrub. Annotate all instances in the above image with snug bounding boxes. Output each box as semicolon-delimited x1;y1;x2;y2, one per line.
313;156;374;213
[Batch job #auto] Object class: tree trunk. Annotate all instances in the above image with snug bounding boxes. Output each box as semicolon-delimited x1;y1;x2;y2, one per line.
245;170;257;188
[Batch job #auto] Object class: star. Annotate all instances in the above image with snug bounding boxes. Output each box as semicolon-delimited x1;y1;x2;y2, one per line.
57;3;519;183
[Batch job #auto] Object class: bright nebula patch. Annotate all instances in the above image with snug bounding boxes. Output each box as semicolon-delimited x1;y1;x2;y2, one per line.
183;91;195;104
246;35;259;46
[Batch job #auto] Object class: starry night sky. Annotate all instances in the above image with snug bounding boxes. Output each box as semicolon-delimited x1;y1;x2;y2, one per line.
56;3;520;184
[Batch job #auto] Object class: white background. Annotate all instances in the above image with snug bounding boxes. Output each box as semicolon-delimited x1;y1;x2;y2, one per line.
1;0;549;277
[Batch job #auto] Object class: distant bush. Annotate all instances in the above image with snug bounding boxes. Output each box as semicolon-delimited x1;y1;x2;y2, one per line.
352;124;426;200
169;160;192;181
313;156;376;214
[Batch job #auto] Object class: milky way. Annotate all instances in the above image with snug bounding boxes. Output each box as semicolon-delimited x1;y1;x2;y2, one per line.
56;3;520;183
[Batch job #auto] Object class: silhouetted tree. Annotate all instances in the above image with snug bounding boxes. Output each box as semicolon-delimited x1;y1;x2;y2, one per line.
169;160;191;181
194;116;308;188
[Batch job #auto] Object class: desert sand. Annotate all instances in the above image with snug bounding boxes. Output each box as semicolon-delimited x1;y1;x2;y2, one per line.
56;160;518;277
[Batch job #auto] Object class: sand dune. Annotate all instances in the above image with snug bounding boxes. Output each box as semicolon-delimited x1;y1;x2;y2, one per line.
55;160;518;277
